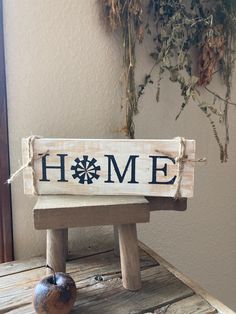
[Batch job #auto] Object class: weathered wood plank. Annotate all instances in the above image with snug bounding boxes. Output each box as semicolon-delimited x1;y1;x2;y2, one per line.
1;244;230;314
22;138;195;197
0;250;157;312
6;304;35;314
3;296;219;314
6;266;194;314
9;296;217;314
154;295;217;314
34;195;150;230
146;196;187;211
71;266;194;314
0;256;45;278
139;241;235;314
0;246;116;278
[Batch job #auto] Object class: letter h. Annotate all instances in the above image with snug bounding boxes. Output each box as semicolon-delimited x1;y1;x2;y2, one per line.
39;154;68;182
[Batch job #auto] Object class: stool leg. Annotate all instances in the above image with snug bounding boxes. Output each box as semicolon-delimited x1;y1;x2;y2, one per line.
63;229;68;260
46;229;66;274
118;223;141;291
113;225;120;256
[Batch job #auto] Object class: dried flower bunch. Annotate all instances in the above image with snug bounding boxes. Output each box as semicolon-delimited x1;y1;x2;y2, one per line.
100;0;236;162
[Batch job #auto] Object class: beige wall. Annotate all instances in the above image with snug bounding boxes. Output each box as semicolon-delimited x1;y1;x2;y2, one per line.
3;0;236;311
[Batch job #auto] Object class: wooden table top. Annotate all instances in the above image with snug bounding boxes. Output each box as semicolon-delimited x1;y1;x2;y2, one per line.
0;241;234;314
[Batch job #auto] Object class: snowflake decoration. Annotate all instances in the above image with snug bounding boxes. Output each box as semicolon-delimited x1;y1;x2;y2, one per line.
71;155;101;184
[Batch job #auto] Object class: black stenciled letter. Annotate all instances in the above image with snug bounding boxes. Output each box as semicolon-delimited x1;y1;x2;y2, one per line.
39;153;68;182
149;156;176;185
104;155;139;184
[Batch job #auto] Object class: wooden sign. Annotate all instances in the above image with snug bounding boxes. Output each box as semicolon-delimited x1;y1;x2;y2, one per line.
22;138;195;197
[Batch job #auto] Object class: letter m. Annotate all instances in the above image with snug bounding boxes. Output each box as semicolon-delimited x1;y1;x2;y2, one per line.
104;155;139;184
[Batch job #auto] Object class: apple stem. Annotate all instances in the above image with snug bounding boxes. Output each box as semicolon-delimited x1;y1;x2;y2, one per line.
46;264;56;285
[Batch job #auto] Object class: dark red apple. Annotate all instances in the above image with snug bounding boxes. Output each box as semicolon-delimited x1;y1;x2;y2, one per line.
33;268;76;314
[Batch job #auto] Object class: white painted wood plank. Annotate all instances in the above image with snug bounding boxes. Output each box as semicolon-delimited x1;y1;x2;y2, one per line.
22;138;195;197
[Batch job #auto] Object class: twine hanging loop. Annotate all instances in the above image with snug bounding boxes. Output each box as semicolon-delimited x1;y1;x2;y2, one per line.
7;135;48;195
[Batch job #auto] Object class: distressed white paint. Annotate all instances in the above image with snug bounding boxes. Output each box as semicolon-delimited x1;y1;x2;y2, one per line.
22;138;195;197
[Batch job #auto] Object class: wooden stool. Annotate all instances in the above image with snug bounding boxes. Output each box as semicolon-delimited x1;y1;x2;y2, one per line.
33;195;150;291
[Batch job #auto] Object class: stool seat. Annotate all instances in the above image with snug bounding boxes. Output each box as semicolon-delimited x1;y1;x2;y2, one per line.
34;195;150;229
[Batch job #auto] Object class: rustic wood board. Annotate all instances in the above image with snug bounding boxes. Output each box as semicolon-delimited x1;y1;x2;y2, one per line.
153;295;217;313
71;266;194;313
0;256;45;278
146;196;187;211
34;195;150;229
0;243;231;314
139;242;236;314
22;138;195;197
7;295;217;314
0;249;156;312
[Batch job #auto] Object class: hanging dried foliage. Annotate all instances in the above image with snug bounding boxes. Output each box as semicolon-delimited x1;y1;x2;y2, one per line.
99;0;236;162
198;28;225;86
100;0;143;138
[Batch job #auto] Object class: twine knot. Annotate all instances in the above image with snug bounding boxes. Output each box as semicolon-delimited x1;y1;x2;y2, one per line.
7;135;48;195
